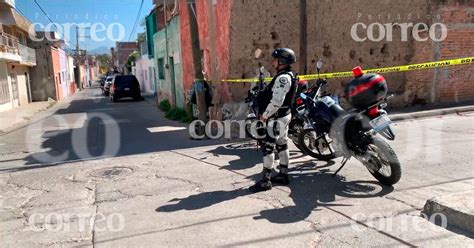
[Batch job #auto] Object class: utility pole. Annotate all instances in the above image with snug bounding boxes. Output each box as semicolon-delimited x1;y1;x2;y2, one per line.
299;0;308;74
74;26;82;91
206;0;218;107
187;0;207;136
74;26;91;90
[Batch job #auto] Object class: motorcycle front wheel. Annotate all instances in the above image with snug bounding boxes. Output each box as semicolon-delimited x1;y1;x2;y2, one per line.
298;129;336;161
364;136;402;186
289;121;304;151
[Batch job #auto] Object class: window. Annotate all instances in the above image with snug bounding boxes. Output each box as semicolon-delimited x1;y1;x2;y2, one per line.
157;58;165;79
3;25;12;35
144;69;147;80
17;32;26;45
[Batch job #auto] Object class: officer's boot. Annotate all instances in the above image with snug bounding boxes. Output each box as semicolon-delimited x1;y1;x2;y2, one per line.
271;165;289;185
249;168;272;192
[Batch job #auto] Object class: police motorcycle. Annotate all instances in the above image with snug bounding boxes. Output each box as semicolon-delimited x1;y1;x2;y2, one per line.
244;66;267;140
288;79;317;150
298;60;401;186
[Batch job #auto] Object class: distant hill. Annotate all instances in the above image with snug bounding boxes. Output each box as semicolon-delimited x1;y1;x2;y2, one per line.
89;46;111;55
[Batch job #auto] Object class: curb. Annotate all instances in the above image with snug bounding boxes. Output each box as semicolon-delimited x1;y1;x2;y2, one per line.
422;190;474;233
142;95;157;106
389;105;474;122
140;98;473;124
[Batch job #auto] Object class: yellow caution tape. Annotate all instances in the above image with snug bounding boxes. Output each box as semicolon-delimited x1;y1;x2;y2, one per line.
221;57;474;83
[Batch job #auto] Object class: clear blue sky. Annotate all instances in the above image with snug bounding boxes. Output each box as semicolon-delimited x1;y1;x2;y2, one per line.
16;0;153;52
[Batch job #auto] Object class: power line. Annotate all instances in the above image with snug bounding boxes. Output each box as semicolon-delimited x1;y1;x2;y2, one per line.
14;5;27;18
33;0;55;24
129;0;145;41
31;0;76;49
128;0;145;41
67;39;79;51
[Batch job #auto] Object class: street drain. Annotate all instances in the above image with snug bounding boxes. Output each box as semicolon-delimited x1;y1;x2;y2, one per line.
89;167;133;179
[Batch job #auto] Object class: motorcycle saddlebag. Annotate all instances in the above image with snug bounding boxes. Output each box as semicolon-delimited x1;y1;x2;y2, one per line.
344;73;387;109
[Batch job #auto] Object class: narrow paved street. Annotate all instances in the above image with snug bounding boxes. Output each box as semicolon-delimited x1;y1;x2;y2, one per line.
0;87;223;172
0;87;473;247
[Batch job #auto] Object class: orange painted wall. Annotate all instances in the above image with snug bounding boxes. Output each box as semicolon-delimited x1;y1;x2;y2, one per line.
51;48;63;101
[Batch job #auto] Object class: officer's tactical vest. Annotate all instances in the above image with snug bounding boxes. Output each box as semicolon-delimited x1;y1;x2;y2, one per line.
257;69;297;118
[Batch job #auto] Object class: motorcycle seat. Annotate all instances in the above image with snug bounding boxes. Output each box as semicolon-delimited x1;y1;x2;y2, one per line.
330;104;346;118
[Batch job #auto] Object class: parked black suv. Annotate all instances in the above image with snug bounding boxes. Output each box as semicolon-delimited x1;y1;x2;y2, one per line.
110;75;142;102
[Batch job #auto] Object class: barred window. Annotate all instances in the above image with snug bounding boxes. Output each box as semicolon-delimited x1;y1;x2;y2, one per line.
0;78;10;104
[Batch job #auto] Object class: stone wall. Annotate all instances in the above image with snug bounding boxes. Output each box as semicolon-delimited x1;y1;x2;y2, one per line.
214;0;473;118
304;0;432;107
227;0;302;102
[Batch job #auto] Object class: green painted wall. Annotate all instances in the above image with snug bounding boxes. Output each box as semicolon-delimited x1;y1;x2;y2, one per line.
153;16;185;108
145;13;157;59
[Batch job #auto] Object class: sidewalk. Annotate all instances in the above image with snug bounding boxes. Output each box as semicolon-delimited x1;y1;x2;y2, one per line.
0;100;56;133
0;90;87;134
390;105;474;121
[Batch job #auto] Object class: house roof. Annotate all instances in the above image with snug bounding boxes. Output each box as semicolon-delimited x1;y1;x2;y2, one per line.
35;31;66;48
0;5;36;37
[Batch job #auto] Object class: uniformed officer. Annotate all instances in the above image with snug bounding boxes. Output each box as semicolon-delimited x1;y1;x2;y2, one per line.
250;48;297;192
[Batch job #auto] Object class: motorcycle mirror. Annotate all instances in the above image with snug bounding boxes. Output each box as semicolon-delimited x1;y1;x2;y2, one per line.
259;66;265;74
316;59;324;70
300;93;307;100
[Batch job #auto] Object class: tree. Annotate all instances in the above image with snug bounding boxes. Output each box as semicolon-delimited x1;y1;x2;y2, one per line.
126;51;139;73
95;54;111;68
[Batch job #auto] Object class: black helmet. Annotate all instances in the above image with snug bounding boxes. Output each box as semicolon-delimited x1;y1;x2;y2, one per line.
272;48;296;65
